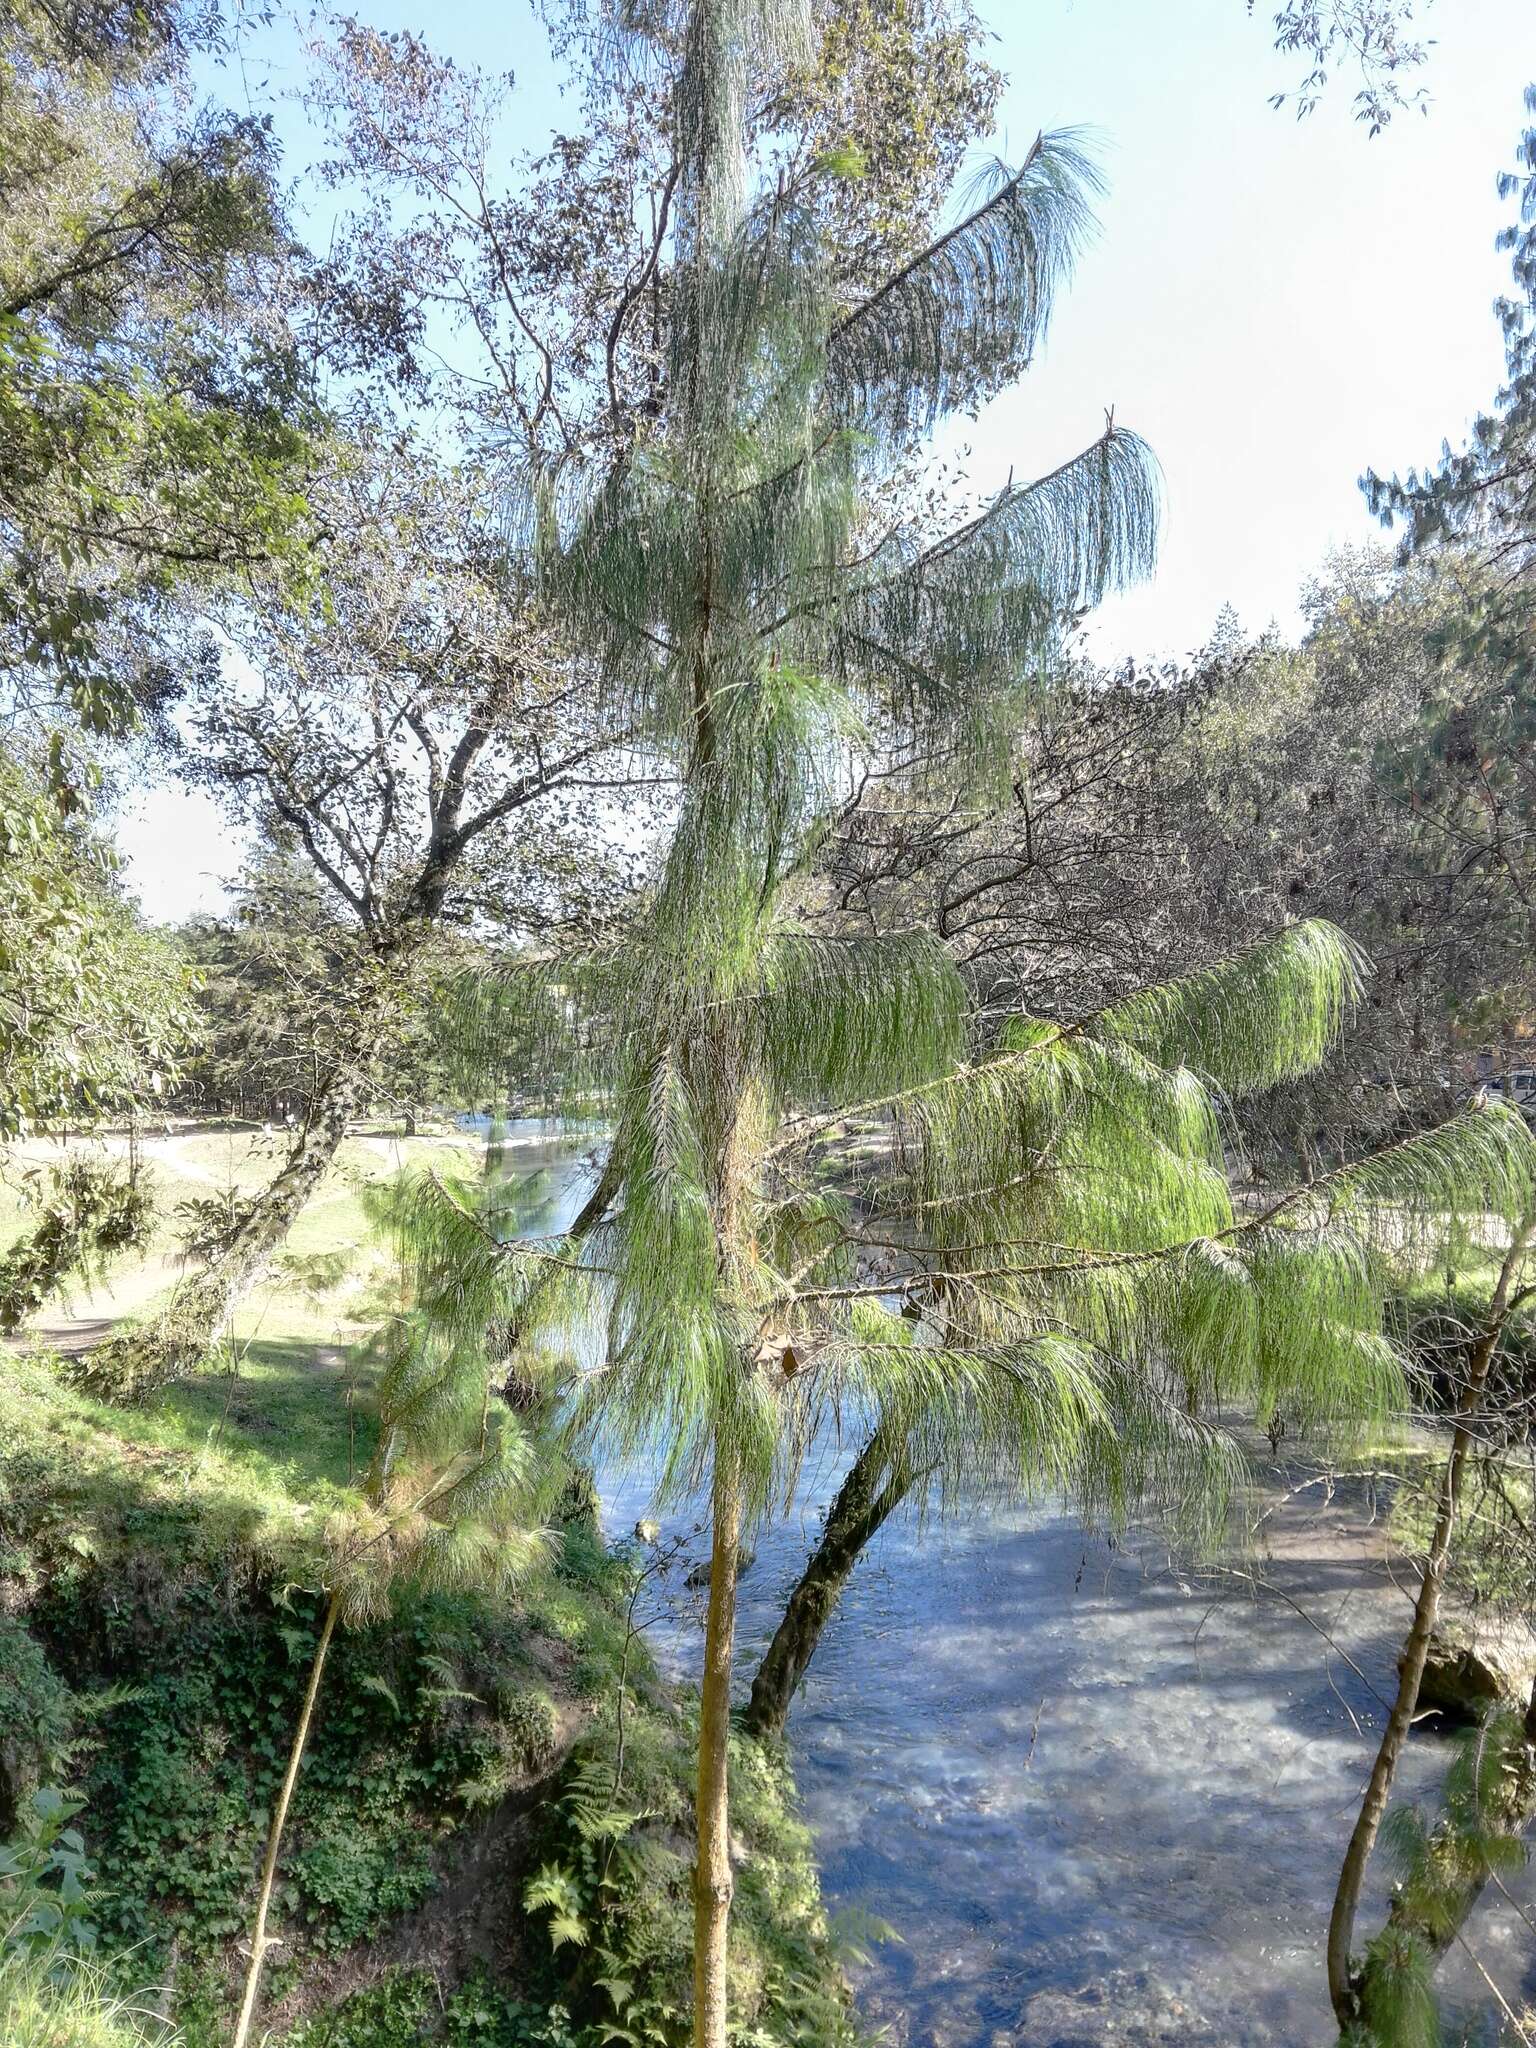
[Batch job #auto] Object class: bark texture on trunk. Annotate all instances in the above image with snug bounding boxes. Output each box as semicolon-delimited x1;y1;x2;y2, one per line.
1326;1221;1532;2031
72;1070;361;1401
692;1453;741;2048
743;1433;909;1741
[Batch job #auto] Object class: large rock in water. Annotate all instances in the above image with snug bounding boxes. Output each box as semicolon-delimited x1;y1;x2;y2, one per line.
1409;1614;1536;1721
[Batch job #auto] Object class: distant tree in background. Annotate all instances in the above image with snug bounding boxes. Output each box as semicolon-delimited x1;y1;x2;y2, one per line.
1366;88;1536;630
1187;554;1536;1167
77;442;649;1399
0;750;192;1139
812;654;1221;1024
811;547;1536;1172
0;748;189;1331
170;854;464;1129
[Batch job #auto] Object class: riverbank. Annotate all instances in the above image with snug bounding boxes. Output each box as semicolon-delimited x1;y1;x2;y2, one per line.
6;1120;1533;2044
0;1121;859;2047
602;1438;1536;2046
0;1338;863;2048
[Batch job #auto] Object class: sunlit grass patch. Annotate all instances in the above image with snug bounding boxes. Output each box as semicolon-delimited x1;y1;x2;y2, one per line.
0;1947;181;2048
0;1348;341;1584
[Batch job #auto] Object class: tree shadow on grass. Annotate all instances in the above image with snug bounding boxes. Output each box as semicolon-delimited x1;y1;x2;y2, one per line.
154;1336;381;1495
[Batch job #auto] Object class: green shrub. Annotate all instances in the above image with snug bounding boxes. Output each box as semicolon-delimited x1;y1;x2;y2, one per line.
0;1618;76;1824
0;1789;179;2048
25;1580;536;1964
515;1688;870;2048
488;1685;562;1780
281;1968;579;2048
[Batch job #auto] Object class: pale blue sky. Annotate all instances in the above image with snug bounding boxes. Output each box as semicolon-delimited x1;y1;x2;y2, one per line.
119;0;1536;918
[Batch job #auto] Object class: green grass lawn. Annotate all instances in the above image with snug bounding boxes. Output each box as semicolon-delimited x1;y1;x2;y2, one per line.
0;1123;495;1548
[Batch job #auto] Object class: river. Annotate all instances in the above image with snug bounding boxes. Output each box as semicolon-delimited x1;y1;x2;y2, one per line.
501;1120;1536;2046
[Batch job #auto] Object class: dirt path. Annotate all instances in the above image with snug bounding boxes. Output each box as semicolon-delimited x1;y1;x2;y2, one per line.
8;1131;225;1186
17;1252;186;1356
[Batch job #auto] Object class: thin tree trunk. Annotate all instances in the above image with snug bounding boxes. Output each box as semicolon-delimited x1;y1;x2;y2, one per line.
1356;1676;1536;2018
1380;1677;1536;1971
692;1450;741;2048
72;1068;361;1400
744;1434;911;1741
231;1590;340;2048
1326;1219;1533;2031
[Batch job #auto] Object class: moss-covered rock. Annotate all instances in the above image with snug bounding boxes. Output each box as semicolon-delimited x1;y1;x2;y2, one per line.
1411;1613;1536;1722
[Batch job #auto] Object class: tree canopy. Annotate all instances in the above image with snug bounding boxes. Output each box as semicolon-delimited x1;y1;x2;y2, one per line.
0;0;316;744
0;749;192;1134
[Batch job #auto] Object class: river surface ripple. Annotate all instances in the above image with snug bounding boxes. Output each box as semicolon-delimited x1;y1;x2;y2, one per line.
505;1121;1536;2047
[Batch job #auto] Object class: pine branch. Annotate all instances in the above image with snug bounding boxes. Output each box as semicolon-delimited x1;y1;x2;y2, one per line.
825;134;1098;438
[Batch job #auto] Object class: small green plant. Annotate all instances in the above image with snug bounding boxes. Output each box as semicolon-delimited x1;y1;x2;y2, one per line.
484;1685;562;1786
0;1948;183;2048
281;1969;580;2048
0;1786;98;1955
0;1789;180;2048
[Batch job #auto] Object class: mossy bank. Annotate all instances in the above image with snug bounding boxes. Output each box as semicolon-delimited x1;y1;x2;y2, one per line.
0;1349;864;2048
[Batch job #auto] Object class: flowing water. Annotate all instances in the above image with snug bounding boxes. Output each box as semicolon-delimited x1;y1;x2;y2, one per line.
506;1123;1536;2047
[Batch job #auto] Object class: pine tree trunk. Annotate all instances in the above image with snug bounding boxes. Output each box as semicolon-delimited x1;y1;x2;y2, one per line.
231;1590;340;2048
744;1434;909;1741
72;1069;361;1401
1326;1219;1532;2030
692;1450;741;2048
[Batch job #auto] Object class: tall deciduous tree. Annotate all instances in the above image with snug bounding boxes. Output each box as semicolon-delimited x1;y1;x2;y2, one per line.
76;443;649;1400
305;0;1004;454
